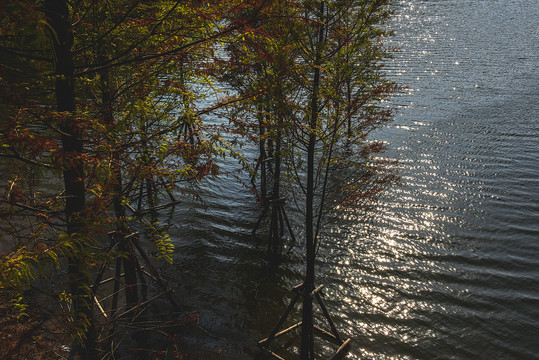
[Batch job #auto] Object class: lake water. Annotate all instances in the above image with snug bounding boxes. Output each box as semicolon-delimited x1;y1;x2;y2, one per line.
166;0;539;359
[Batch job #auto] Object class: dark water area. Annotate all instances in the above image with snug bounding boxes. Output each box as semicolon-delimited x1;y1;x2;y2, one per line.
166;0;539;359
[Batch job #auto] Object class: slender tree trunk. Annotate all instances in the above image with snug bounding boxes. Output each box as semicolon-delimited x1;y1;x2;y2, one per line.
269;121;282;258
258;103;267;201
301;3;324;359
346;80;352;138
45;0;96;358
99;53;139;309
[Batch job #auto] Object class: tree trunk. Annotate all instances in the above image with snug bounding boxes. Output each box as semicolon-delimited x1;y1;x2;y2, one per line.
269;121;282;258
301;3;324;359
258;103;267;201
100;53;139;309
44;0;96;358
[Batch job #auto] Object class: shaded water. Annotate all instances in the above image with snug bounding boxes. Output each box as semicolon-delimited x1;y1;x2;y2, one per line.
167;0;539;358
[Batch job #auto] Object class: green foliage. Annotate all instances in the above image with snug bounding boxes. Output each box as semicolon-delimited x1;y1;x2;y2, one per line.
145;220;175;264
9;295;29;319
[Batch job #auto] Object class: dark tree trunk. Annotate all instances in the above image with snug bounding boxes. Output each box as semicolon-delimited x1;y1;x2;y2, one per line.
258;103;267;201
269;121;282;258
346;80;353;138
100;54;139;309
301;3;324;359
301;95;317;360
44;0;96;358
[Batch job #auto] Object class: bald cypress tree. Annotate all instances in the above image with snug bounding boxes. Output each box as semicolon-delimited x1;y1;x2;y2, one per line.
251;1;396;358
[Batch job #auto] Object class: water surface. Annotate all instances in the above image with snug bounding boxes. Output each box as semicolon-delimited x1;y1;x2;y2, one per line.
167;1;539;358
